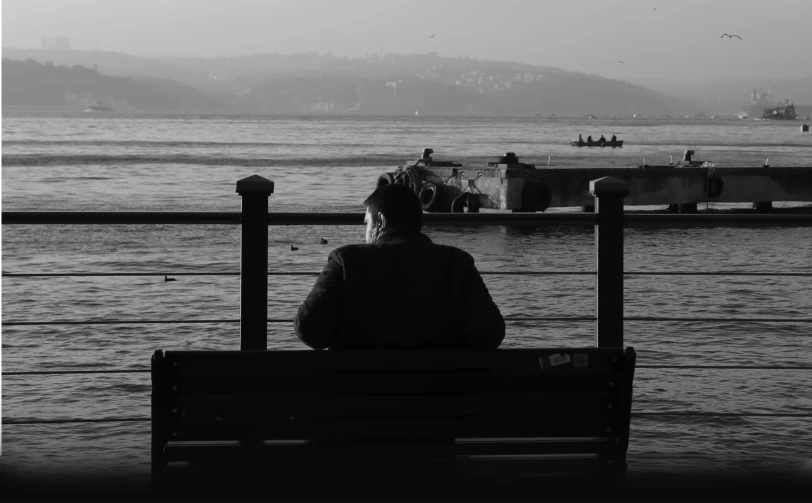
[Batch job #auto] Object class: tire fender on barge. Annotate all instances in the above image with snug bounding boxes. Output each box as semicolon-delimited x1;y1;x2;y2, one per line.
378;149;550;213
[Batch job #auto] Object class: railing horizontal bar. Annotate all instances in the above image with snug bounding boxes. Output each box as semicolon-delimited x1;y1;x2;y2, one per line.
625;271;812;277
2;212;241;225
4;270;811;278
625;317;812;323
6;316;812;327
504;317;595;321
4;270;810;278
6;411;810;426
268;213;599;226
3;417;151;425
631;412;812;418
267;213;364;226
4;369;151;376
6;365;811;377
2;272;243;277
1;317;596;326
625;213;812;227
2;320;240;326
483;271;594;275
2;272;589;278
637;365;812;370
3;211;598;226
6;211;811;226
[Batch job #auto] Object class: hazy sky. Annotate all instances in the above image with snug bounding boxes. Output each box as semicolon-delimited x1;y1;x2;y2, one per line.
3;0;810;81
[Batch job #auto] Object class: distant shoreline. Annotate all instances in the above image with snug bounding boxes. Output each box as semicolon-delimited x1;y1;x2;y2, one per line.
2;105;775;122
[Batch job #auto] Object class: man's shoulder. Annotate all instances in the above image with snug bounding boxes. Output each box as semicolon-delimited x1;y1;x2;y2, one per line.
330;242;473;260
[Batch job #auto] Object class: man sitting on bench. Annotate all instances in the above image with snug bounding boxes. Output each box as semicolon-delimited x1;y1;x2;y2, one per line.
294;183;505;350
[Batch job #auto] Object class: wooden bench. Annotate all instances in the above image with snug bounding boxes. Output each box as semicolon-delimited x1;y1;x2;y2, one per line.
151;347;636;499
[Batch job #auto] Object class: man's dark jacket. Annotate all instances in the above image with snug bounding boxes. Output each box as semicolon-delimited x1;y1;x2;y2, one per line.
294;230;505;350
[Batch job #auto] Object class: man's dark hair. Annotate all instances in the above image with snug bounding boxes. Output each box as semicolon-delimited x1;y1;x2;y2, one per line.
363;183;423;232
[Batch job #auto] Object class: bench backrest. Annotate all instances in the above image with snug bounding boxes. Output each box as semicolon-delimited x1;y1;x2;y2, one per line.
152;347;636;488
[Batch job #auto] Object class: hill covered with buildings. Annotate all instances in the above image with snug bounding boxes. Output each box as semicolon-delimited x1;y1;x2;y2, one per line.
2;48;694;116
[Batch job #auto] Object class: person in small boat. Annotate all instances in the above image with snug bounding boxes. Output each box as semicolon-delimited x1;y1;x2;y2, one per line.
611;134;617;143
587;135;593;143
578;134;584;144
294;183;505;350
599;135;606;144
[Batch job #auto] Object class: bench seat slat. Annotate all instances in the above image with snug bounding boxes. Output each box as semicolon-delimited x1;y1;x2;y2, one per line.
162;348;620;373
174;392;611;418
171;371;616;394
160;456;610;488
163;438;613;463
169;417;613;441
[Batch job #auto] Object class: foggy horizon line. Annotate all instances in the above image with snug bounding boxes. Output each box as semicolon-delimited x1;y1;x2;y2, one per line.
4;45;810;84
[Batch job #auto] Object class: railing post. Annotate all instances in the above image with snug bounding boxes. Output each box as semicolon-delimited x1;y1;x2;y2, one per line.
589;176;630;348
236;175;274;350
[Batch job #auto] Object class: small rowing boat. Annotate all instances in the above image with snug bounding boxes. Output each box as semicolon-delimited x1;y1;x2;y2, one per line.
570;140;624;147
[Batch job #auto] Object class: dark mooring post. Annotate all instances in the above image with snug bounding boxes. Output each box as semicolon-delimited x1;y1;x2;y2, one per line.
236;175;274;350
590;176;630;348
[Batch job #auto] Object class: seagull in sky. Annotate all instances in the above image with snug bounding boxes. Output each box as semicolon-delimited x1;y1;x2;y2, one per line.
618;61;624;64
429;34;435;38
720;34;742;39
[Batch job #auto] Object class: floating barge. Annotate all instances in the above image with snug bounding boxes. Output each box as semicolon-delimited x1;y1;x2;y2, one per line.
761;98;797;120
378;149;812;212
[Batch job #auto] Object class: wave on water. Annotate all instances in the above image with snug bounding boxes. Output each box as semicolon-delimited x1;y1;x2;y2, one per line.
3;139;811;149
5;152;810;168
2;140;374;148
1;154;462;167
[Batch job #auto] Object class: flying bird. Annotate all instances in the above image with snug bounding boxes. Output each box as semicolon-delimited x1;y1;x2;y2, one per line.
429;34;435;38
720;34;742;39
618;61;624;64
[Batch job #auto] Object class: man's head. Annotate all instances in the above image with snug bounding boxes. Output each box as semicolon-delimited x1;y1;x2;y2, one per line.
363;183;423;244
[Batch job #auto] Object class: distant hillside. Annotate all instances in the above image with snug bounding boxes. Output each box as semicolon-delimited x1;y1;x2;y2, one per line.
218;73;690;117
2;58;219;111
2;47;208;86
3;48;694;116
220;74;496;116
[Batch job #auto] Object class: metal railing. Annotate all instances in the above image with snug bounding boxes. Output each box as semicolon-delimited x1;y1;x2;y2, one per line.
3;175;812;428
2;176;626;348
5;177;812;345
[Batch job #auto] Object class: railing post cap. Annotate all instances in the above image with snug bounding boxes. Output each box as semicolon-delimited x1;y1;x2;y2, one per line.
589;176;630;197
236;175;275;195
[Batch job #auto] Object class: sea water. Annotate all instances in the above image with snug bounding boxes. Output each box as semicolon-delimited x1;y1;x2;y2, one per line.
2;115;811;484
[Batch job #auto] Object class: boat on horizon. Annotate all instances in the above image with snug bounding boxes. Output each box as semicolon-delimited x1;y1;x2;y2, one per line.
570;140;624;147
760;98;797;120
